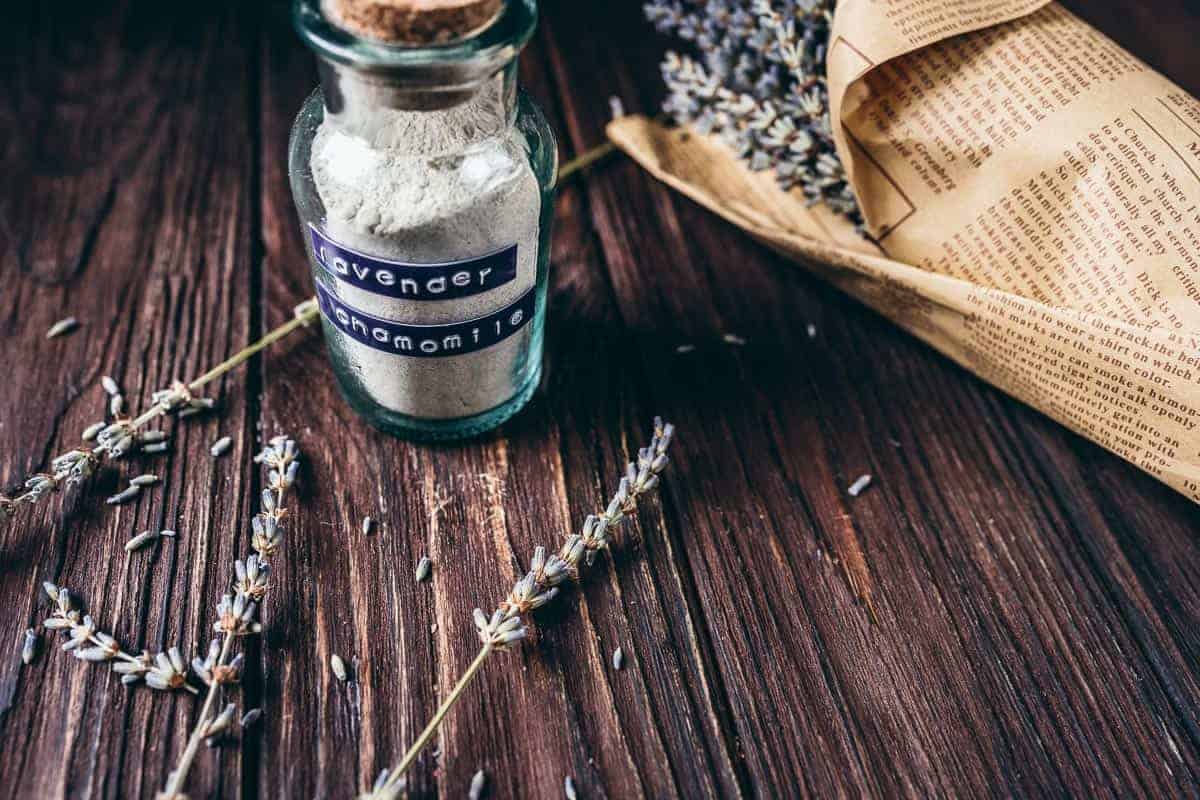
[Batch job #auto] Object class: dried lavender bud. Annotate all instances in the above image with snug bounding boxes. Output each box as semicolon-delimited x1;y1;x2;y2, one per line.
145;647;189;691
101;375;120;396
106;485;141;505
469;769;487;800
214;592;261;636
109;394;125;417
210;436;233;457
125;529;159;552
241;708;262;728
46;317;79;338
612;647;625;670
204;703;238;741
361;516;374;535
21;628;38;665
415;556;432;583
130;474;159;487
81;421;106;442
331;654;349;682
847;474;871;497
564;775;578;800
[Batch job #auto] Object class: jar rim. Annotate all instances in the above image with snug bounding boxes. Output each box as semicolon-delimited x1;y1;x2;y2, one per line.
293;0;536;76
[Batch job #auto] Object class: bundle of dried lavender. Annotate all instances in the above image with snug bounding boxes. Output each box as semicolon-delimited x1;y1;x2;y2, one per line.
362;418;676;799
644;0;859;221
0;301;317;522
158;435;301;800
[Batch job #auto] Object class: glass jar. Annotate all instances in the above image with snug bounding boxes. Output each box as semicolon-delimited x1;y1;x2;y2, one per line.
289;0;556;440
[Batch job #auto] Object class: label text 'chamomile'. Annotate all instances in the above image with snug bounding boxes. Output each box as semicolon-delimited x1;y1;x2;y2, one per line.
316;281;535;358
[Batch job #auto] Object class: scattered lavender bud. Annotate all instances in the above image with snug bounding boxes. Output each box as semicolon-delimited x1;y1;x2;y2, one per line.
675;344;695;354
415;556;432;583
45;317;79;339
564;775;578;800
608;95;626;119
331;654;348;682
81;421;106;442
361;516;374;535
160;529;177;538
125;529;159;552
101;375;120;396
21;628;38;665
806;323;818;338
142;442;170;454
109;394;125;417
723;333;747;346
847;474;872;497
469;769;487;800
106;485;141;505
612;647;624;670
130;474;159;487
210;436;232;457
240;708;262;728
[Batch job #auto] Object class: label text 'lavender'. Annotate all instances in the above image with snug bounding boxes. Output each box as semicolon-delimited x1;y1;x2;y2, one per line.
309;225;517;300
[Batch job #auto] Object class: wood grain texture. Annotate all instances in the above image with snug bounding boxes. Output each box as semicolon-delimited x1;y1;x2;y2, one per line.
0;0;1197;798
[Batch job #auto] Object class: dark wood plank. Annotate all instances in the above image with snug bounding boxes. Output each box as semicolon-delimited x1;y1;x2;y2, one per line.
0;1;261;797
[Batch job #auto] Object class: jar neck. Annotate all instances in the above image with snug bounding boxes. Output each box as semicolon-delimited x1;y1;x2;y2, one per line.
318;59;517;152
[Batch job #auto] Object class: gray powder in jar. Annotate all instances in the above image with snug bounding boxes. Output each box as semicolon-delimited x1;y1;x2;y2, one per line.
310;76;541;419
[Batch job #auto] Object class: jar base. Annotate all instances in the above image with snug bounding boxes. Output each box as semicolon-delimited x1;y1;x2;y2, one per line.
331;362;542;442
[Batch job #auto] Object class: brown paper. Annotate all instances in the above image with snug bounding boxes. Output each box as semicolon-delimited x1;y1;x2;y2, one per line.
608;0;1200;502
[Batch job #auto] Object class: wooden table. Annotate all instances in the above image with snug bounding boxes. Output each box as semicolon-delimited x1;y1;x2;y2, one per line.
2;1;1198;797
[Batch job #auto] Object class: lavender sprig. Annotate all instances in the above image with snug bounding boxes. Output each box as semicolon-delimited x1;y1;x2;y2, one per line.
364;418;676;799
645;0;860;221
0;301;318;522
157;435;300;800
40;583;197;695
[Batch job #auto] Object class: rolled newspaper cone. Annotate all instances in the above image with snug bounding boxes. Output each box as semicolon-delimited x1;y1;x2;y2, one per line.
610;1;1200;503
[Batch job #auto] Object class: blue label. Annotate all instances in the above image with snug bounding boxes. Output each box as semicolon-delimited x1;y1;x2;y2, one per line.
309;225;517;301
316;280;535;358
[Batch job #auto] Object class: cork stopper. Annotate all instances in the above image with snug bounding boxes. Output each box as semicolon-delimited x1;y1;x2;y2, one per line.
325;0;505;44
